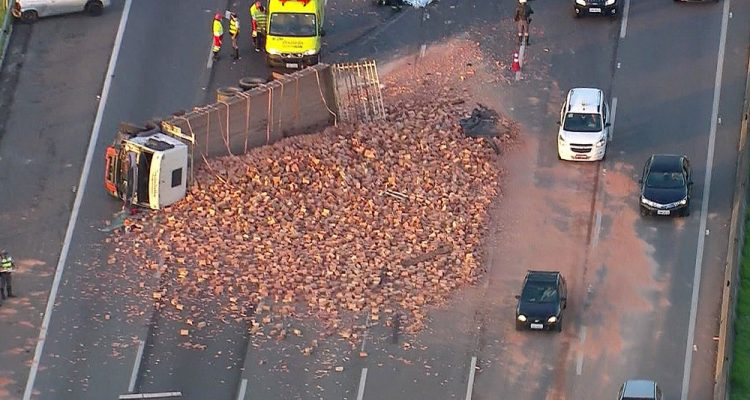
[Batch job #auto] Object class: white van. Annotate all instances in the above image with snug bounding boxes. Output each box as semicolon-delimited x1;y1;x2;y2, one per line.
557;88;610;161
12;0;110;23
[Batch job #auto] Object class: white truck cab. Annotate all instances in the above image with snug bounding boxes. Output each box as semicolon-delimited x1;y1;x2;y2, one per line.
557;88;610;161
105;132;188;210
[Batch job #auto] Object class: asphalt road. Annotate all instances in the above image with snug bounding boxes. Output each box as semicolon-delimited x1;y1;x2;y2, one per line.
1;0;749;400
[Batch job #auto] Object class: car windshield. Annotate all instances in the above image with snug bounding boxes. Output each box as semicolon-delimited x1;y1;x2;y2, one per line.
521;282;558;304
646;171;685;189
269;13;317;37
563;113;602;133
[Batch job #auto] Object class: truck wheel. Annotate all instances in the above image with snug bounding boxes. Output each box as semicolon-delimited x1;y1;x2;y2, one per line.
239;77;267;90
86;0;104;16
21;10;38;23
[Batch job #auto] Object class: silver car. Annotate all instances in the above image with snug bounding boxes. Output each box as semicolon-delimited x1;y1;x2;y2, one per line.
618;380;663;400
12;0;110;23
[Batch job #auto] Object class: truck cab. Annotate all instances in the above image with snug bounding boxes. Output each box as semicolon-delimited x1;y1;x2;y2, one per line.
264;0;325;69
104;127;188;210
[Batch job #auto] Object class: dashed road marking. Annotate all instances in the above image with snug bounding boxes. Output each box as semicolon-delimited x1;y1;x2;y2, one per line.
357;368;368;400
619;0;631;39
237;378;248;400
609;97;618;142
465;356;478;400
128;339;146;393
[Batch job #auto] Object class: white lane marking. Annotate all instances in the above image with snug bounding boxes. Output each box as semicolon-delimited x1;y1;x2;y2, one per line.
360;315;370;353
419;44;427;59
591;210;602;248
619;0;630;39
516;43;526;81
22;1;133;399
118;393;182;400
576;326;587;375
465;356;478;400
236;378;248;400
681;1;731;399
609;97;618;142
207;45;215;69
356;368;368;400
128;340;146;392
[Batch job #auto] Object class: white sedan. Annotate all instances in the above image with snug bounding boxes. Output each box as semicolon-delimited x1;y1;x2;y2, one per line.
12;0;110;23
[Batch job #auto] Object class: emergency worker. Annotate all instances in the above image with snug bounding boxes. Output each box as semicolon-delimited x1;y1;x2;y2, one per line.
229;12;240;60
213;12;224;61
250;1;267;52
0;250;16;301
514;0;533;45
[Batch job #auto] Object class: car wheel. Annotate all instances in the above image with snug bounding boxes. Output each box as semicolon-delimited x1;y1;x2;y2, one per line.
555;319;562;332
683;205;690;217
86;1;104;16
515;322;523;331
21;10;38;23
640;207;649;217
573;9;581;18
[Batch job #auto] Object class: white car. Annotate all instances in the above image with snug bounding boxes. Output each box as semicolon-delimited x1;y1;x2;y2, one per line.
557;88;611;161
12;0;110;23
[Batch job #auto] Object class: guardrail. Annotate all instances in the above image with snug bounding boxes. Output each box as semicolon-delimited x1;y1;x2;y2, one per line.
713;48;750;400
0;0;14;68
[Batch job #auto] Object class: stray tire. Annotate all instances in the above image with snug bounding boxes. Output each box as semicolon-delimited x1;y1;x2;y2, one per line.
216;86;243;102
21;10;38;23
238;77;267;90
86;0;104;16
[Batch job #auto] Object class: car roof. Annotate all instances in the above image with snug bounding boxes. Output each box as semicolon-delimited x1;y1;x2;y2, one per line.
525;270;561;284
622;380;657;398
649;154;684;173
566;88;602;114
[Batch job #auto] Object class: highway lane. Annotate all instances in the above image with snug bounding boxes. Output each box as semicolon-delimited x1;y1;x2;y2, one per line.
0;7;122;399
7;1;403;399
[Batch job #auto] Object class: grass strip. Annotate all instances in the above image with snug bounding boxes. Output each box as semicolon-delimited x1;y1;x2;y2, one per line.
730;212;750;399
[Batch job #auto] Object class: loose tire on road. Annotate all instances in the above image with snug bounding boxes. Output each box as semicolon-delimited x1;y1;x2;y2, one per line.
216;86;243;102
86;0;104;16
238;77;267;91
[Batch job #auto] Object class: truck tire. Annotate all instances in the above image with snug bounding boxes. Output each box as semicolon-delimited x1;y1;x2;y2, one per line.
216;86;243;102
85;0;104;16
238;77;267;91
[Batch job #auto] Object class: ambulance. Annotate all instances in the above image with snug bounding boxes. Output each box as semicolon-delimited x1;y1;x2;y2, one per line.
264;0;326;69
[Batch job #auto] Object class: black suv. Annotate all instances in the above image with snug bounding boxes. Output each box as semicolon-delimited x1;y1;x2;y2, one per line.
515;271;567;332
574;0;619;18
639;154;693;217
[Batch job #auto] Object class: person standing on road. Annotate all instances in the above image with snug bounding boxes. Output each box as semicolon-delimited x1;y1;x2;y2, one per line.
212;12;224;61
0;250;17;302
250;1;267;52
229;11;240;60
514;0;533;46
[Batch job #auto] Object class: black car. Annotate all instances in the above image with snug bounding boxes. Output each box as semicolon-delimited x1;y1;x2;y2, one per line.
639;154;693;217
515;271;567;332
574;0;619;18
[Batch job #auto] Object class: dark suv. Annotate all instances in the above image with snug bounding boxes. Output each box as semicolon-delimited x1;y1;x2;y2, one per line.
515;271;567;332
574;0;619;18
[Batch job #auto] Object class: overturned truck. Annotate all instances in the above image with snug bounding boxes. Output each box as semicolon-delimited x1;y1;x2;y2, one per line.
104;61;385;210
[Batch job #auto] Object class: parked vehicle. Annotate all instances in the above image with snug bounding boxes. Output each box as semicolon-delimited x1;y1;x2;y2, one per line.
12;0;110;23
264;0;326;69
557;88;610;162
515;271;567;332
618;380;663;400
639;154;693;217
